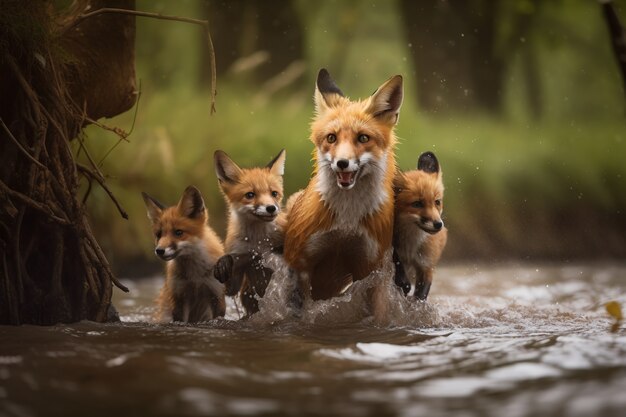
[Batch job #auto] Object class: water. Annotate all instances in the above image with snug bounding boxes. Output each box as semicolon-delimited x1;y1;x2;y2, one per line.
1;259;625;417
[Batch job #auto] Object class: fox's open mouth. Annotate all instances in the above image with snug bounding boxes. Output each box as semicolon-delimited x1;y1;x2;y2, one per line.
336;170;358;189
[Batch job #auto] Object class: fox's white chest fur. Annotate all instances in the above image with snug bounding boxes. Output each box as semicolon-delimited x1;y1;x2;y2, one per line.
227;210;282;256
169;239;223;321
307;151;389;261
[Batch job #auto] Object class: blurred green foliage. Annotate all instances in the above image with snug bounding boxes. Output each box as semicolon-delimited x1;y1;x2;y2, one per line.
78;0;626;272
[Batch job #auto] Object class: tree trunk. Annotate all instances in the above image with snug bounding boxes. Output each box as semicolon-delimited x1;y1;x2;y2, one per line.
398;0;506;114
199;0;304;85
601;0;626;97
0;0;136;325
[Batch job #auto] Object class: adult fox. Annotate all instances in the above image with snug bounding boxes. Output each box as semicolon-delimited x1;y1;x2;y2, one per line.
284;69;403;319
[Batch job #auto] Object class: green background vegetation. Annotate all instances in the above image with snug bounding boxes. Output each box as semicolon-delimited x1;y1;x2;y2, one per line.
77;0;626;275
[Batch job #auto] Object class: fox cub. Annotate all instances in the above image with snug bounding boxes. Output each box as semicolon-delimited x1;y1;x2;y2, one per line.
393;152;447;300
213;149;287;316
283;69;403;320
142;186;226;322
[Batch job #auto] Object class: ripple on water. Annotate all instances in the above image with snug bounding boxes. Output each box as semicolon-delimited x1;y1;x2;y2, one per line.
5;261;619;417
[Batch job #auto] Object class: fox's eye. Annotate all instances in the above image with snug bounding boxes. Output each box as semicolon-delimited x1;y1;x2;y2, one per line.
412;200;425;208
271;191;279;198
327;134;337;143
435;199;441;206
174;229;183;237
357;134;369;143
245;192;255;199
156;230;162;239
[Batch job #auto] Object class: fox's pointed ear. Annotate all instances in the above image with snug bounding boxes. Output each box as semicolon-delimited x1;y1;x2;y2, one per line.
314;68;345;115
267;149;286;176
214;150;243;184
417;152;440;174
368;75;403;125
178;186;205;219
142;192;165;223
393;172;406;196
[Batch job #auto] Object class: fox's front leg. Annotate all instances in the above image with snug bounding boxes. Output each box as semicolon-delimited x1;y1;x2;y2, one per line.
214;253;252;296
414;266;433;300
239;263;274;316
393;249;411;295
245;262;274;298
214;254;234;284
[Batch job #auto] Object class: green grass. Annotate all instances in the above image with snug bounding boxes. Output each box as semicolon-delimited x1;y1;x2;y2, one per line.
79;83;625;268
76;0;626;269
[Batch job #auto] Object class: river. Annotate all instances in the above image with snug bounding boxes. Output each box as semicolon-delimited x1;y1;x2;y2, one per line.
1;259;625;416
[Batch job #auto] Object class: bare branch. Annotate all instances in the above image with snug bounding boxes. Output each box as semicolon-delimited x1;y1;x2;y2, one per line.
85;116;130;141
65;8;209;30
0;180;71;226
76;163;128;220
96;80;142;168
83;227;129;293
0;119;47;170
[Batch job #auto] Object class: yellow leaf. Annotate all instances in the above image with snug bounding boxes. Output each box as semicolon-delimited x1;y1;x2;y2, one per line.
605;301;623;321
611;322;621;333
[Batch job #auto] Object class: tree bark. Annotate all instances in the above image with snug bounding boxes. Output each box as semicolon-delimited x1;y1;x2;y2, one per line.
399;0;506;114
199;0;304;85
601;0;626;97
0;0;136;325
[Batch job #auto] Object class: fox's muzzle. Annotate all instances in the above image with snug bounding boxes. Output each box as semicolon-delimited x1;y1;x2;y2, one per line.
417;217;444;234
253;204;279;221
155;245;177;261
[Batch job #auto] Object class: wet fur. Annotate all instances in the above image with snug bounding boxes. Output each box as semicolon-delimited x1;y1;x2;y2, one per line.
393;154;447;300
143;187;225;322
214;150;286;316
284;70;402;320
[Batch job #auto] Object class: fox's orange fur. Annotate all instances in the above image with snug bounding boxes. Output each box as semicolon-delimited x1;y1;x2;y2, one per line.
284;69;403;318
142;186;225;322
214;149;287;316
393;152;447;300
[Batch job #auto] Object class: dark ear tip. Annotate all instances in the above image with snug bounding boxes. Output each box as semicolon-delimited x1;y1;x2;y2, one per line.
266;148;287;169
317;68;331;86
141;191;154;203
316;68;345;97
417;151;440;172
184;185;200;194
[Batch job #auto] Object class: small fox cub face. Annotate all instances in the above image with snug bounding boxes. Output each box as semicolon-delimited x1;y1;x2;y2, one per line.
395;152;444;234
214;149;286;222
312;69;403;190
142;186;208;261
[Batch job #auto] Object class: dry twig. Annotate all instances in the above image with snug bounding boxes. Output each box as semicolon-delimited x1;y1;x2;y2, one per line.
76;163;129;220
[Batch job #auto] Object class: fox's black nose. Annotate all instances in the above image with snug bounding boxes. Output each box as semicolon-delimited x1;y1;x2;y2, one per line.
266;205;276;214
155;248;165;256
337;159;349;170
433;221;443;230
